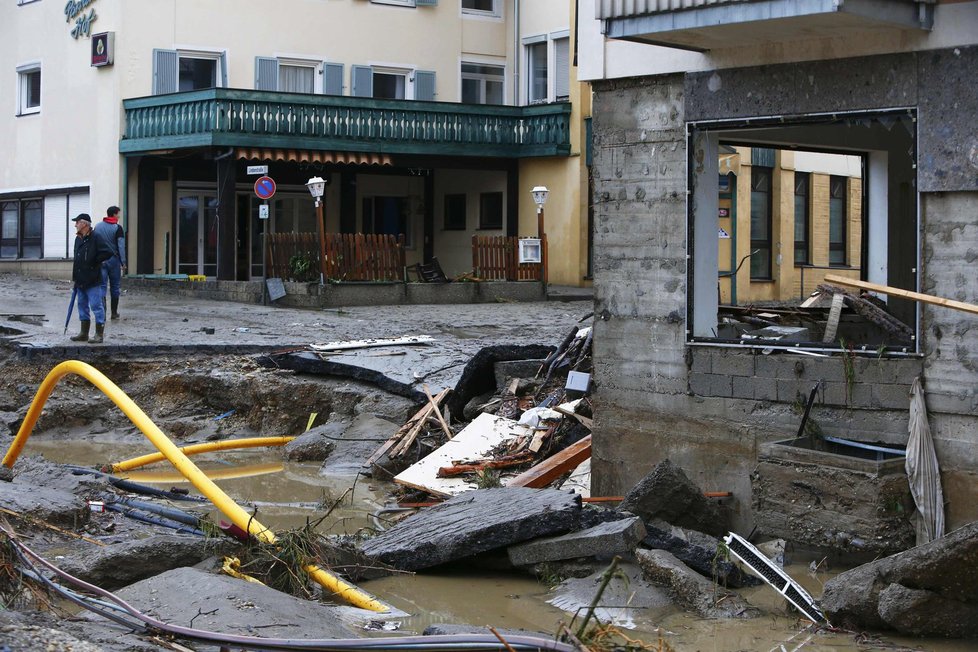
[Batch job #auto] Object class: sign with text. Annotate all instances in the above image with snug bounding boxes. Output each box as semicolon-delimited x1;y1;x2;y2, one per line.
247;165;269;175
259;204;269;220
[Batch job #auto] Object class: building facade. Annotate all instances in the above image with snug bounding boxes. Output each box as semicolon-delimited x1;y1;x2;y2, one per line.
2;0;592;288
580;0;978;536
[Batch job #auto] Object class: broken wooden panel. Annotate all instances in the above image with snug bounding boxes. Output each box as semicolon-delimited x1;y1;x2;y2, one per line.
752;437;915;555
393;413;533;497
507;435;592;489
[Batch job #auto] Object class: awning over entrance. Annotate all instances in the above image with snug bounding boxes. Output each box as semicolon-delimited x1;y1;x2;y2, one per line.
236;148;392;166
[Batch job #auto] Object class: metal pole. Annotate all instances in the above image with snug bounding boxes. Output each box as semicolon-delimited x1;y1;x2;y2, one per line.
316;199;327;285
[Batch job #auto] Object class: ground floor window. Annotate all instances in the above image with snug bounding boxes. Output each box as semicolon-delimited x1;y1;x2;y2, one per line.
689;110;917;351
1;198;42;259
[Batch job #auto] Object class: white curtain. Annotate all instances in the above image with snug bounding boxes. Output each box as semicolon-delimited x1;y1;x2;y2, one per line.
907;376;945;545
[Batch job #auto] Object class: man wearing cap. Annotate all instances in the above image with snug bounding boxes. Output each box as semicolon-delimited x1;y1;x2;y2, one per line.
94;205;127;320
70;213;114;344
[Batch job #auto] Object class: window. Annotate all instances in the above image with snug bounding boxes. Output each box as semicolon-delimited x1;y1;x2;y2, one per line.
352;66;435;100
829;176;847;266
255;58;344;95
461;63;504;104
526;41;547;104
794;172;810;266
1;199;43;259
17;64;41;115
444;194;467;230
279;63;315;94
750;167;772;279
462;0;499;16
554;37;570;101
153;49;226;95
479;192;503;230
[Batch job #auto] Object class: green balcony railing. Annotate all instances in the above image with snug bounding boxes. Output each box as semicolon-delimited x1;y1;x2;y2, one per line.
120;88;571;158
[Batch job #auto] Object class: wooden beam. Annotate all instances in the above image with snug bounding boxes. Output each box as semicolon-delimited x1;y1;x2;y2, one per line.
507;435;591;489
824;274;978;317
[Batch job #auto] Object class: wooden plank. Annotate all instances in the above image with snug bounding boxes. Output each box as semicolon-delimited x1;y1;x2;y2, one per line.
824;274;978;317
507;435;592;489
423;383;453;441
393;413;533;497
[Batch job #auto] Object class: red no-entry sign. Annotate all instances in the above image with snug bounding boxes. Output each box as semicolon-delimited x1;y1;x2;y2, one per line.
254;176;276;200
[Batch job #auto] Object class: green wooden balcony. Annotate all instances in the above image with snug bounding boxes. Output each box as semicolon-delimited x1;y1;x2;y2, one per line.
120;88;571;158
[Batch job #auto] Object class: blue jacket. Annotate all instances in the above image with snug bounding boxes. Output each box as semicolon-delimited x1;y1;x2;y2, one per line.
93;219;126;266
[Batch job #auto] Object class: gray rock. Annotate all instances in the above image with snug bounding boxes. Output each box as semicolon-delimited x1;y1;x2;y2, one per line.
618;459;725;536
508;516;646;566
821;520;978;637
360;488;582;571
11;456;110;496
877;583;978;638
636;548;761;619
422;623;550;638
57;534;236;591
110;566;358;639
493;359;545;389
284;422;340;462
0;480;88;528
642;518;760;588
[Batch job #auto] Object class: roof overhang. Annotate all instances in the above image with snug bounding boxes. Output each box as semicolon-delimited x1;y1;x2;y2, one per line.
602;0;935;52
236;148;392;166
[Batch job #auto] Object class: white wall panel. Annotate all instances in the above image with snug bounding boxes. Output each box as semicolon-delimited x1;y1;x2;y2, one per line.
43;195;68;259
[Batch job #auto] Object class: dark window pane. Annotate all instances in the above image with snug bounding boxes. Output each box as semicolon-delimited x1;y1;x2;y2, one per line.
794;172;809;265
528;42;547;103
750;167;772;278
373;72;404;99
829;175;846;266
463;0;494;11
479;192;503;229
179;58;217;91
26;70;41;108
444;194;467;230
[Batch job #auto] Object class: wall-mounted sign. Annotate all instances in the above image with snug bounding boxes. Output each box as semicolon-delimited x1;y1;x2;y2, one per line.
66;0;98;39
247;165;269;175
254;176;277;200
91;31;113;67
718;207;729;218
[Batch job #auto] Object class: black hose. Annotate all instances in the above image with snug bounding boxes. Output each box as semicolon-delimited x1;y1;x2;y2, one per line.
103;503;206;536
107;496;203;527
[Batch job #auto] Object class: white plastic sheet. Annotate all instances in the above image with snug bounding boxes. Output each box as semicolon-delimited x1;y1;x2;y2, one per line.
906;376;945;545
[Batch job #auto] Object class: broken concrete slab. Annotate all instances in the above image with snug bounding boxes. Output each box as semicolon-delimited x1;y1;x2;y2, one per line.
447;345;556;421
618;459;725;536
56;534;236;591
820;520;978;637
635;548;761;620
508;516;646;566
493;359;545;389
359;487;582;571
107;566;359;640
12;456;110;496
642;519;760;589
322;413;398;476
548;562;674;629
0;480;88;528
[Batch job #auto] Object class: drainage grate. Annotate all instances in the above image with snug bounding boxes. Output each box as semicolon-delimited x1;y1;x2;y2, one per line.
723;532;825;623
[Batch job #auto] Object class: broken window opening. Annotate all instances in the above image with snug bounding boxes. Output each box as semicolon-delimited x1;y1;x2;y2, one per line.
688;110;918;354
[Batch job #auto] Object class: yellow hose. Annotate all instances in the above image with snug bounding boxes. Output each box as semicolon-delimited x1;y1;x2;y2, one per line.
110;436;295;472
3;360;388;613
121;462;283;484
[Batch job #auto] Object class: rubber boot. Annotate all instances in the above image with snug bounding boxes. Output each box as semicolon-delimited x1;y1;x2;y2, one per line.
89;323;104;344
110;296;120;320
70;321;90;342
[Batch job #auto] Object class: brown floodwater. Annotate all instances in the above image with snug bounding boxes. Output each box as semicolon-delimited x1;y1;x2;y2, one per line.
23;439;974;652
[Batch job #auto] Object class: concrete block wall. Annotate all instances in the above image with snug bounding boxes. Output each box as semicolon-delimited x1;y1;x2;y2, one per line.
590;48;978;532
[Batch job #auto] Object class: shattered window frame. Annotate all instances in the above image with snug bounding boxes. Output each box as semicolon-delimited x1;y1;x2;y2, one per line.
685;109;919;356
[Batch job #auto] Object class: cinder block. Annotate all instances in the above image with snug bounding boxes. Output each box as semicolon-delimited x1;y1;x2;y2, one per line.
689;350;712;373
715;352;755;377
731;377;754;399
776;379;807;404
753;378;779;401
873;383;913;410
709;374;733;398
688;372;712;396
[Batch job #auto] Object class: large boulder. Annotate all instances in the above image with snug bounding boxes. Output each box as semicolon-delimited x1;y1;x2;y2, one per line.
821;520;978;637
618;459;725;536
360;488;581;571
642;519;760;588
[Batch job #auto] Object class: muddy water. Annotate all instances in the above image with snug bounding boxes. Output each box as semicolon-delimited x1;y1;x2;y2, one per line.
25;439;973;652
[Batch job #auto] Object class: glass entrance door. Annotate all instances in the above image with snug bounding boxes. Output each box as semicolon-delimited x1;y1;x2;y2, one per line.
177;193;218;276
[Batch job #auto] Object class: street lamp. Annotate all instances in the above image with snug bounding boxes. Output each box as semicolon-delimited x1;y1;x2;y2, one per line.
306;176;328;285
531;185;549;286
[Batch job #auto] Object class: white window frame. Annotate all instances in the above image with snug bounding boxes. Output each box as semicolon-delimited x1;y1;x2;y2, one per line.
370;0;417;7
371;64;413;100
176;48;226;90
16;62;41;116
460;59;506;105
277;57;321;94
462;0;502;19
521;31;570;105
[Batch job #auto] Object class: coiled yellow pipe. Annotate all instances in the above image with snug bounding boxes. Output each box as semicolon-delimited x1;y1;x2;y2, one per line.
2;360;388;613
110;436;295;472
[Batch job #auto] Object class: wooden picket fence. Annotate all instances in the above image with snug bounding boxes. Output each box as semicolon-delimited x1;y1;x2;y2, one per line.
472;235;546;282
266;232;405;282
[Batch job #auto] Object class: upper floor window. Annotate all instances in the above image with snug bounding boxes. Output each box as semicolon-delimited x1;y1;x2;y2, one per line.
523;32;570;104
153;49;226;95
462;0;500;17
461;62;504;105
255;58;344;95
16;63;41;115
352;65;436;101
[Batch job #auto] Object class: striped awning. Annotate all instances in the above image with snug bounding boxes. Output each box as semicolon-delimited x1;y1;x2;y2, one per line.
236;148;392;166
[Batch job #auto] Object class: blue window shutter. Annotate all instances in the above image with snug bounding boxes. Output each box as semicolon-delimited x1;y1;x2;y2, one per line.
323;62;344;95
414;70;436;101
352;65;373;98
416;0;438;5
152;49;178;95
219;51;228;87
255;57;279;91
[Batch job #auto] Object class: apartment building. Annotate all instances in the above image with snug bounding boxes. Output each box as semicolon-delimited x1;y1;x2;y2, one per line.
579;0;978;534
1;0;592;287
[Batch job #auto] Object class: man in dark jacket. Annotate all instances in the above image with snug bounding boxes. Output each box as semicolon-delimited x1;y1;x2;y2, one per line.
70;213;114;344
